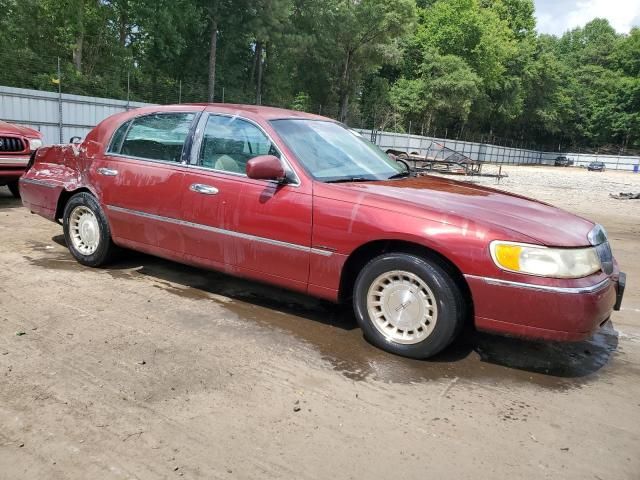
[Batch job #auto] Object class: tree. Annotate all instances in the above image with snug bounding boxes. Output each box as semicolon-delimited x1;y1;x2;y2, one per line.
196;0;246;102
246;0;292;105
0;0;637;150
324;0;416;122
557;18;618;68
414;0;516;89
391;51;481;132
290;91;311;111
613;27;640;77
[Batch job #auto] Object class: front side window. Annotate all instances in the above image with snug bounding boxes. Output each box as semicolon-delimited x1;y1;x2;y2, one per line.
112;112;195;163
270;119;403;182
199;115;280;174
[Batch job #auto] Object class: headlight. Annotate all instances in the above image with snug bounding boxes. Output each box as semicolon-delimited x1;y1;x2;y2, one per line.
490;241;601;278
29;138;43;150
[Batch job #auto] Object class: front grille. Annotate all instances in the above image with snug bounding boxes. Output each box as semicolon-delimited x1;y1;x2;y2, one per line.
0;136;25;152
595;242;614;275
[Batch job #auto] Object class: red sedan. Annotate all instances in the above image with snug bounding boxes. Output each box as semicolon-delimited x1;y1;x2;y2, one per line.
0;120;43;198
19;104;625;358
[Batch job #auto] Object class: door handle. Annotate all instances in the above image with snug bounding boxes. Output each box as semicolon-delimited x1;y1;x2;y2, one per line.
97;167;118;176
190;183;219;195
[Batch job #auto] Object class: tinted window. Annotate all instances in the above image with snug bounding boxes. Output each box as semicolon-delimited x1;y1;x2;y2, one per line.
117;113;195;162
199;115;279;174
107;120;132;153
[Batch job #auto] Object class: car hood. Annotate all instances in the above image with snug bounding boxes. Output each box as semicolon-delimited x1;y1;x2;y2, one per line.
326;175;595;247
0;120;42;139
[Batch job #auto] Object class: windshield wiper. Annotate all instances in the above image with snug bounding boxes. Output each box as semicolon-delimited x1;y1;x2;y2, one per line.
325;177;372;184
387;171;412;180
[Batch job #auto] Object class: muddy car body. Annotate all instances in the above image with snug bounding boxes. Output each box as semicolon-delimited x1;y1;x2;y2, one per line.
0;120;43;197
19;104;625;358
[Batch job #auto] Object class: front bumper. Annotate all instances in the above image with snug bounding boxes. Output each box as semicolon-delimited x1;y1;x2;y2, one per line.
466;271;624;342
0;155;29;182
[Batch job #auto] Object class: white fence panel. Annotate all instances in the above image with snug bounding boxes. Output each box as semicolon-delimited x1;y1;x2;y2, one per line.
357;129;639;171
0;85;149;145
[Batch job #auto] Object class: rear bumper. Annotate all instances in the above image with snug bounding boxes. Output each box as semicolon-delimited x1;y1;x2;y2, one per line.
466;271;623;342
19;176;62;221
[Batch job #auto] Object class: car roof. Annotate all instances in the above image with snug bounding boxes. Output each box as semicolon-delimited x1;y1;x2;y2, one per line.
106;103;334;128
196;103;332;122
88;103;338;147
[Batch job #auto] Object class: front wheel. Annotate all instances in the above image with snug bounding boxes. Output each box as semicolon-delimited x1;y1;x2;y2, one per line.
353;253;466;359
7;180;20;198
63;192;115;267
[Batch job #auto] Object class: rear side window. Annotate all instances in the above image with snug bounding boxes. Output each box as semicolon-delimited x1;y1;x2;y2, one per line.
110;113;195;163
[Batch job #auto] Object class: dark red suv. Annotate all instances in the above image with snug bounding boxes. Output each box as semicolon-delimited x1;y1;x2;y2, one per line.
0;120;44;198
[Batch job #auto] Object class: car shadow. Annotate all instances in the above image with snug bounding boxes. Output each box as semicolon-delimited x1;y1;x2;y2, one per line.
44;234;621;388
0;188;22;209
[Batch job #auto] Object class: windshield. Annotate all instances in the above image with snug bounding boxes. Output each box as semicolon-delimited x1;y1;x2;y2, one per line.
270;119;403;182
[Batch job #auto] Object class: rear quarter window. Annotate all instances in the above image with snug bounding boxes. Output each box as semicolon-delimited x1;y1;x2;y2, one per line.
107;120;132;154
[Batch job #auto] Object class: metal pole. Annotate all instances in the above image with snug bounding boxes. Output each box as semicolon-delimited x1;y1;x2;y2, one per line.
57;57;63;144
178;80;182;104
222;87;225;103
126;71;130;111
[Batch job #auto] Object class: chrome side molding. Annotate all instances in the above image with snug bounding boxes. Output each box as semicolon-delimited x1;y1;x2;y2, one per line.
105;204;333;257
464;274;611;294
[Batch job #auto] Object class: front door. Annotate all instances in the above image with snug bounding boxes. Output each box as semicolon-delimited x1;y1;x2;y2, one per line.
181;113;313;290
91;110;199;250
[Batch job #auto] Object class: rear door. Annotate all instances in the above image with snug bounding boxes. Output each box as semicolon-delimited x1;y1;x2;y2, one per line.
91;110;199;250
181;113;313;289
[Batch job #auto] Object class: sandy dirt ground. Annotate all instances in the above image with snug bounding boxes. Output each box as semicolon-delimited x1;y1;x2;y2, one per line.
1;165;639;480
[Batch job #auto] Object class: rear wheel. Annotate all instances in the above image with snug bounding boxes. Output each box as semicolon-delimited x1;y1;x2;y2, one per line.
353;253;466;359
63;192;115;267
7;180;20;199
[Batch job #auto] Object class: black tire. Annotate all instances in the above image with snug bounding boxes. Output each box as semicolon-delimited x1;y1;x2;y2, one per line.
353;253;466;359
396;158;411;172
62;192;115;267
7;180;20;199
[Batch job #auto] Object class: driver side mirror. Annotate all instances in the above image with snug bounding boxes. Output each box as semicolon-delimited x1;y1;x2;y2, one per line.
246;155;286;182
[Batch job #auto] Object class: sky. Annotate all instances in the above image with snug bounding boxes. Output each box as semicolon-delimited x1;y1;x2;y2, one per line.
534;0;640;36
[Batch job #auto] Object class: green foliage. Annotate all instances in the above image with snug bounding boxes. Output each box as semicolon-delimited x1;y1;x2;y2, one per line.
0;0;637;149
290;92;311;112
391;51;481;128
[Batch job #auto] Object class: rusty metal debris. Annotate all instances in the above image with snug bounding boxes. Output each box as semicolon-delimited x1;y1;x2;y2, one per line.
609;192;640;200
386;141;507;178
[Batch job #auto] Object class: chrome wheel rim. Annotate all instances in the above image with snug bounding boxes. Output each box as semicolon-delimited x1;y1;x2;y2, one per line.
366;270;438;345
69;206;100;256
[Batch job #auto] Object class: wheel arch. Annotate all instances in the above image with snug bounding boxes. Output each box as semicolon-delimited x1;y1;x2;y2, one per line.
338;239;473;319
55;186;98;221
